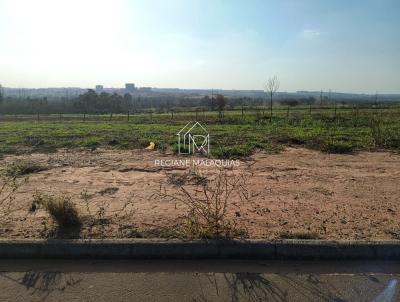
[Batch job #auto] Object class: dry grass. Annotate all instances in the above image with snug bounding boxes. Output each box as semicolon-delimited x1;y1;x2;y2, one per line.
167;168;208;187
31;192;81;228
80;188;136;238
98;187;119;196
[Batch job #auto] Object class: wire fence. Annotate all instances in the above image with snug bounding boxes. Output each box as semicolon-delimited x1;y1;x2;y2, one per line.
0;104;399;123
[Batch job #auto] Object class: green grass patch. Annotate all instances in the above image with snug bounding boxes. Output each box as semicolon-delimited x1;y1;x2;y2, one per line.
0;109;399;159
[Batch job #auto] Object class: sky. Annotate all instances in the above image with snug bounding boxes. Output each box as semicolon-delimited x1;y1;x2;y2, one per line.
0;0;399;93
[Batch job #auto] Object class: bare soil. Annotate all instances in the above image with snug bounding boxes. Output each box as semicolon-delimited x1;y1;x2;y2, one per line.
1;147;399;240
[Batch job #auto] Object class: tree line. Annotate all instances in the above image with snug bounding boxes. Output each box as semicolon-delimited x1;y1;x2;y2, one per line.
0;89;259;115
0;88;381;116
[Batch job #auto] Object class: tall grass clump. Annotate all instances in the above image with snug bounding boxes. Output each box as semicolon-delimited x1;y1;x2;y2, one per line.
31;192;81;228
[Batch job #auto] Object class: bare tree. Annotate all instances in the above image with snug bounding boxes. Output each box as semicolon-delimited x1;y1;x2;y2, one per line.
266;76;280;117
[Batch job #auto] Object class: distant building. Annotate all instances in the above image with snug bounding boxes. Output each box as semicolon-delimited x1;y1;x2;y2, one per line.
95;85;104;93
139;87;152;92
125;83;136;93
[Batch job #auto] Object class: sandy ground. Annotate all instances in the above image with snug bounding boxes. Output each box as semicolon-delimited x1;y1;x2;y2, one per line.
0;147;399;240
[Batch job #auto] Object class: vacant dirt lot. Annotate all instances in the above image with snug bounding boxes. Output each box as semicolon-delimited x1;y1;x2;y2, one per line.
0;147;399;240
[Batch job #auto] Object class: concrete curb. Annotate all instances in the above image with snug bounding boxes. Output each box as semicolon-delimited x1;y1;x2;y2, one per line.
0;239;399;259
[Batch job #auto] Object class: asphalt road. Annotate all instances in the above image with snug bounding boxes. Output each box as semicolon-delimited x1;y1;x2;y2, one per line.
0;260;399;302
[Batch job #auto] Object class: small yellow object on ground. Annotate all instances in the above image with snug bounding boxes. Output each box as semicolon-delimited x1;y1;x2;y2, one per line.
145;142;155;150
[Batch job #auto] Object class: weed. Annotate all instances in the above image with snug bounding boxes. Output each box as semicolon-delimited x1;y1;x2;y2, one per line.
186;168;208;186
0;169;27;216
98;187;119;196
141;225;181;239
80;137;100;149
4;161;47;177
161;169;250;239
320;141;354;154
167;173;188;186
80;188;135;238
279;231;320;240
384;229;400;240
24;136;45;147
167;168;208;187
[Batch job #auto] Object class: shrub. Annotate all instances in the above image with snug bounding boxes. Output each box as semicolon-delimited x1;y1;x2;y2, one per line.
161;169;249;239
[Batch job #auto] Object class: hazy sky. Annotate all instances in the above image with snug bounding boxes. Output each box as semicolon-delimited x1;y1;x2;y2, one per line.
0;0;399;93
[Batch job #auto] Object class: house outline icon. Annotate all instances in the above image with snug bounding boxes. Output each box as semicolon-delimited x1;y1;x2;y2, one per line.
177;121;210;155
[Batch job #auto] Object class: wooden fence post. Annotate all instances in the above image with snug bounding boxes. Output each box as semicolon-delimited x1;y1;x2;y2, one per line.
334;102;337;121
355;104;359;127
